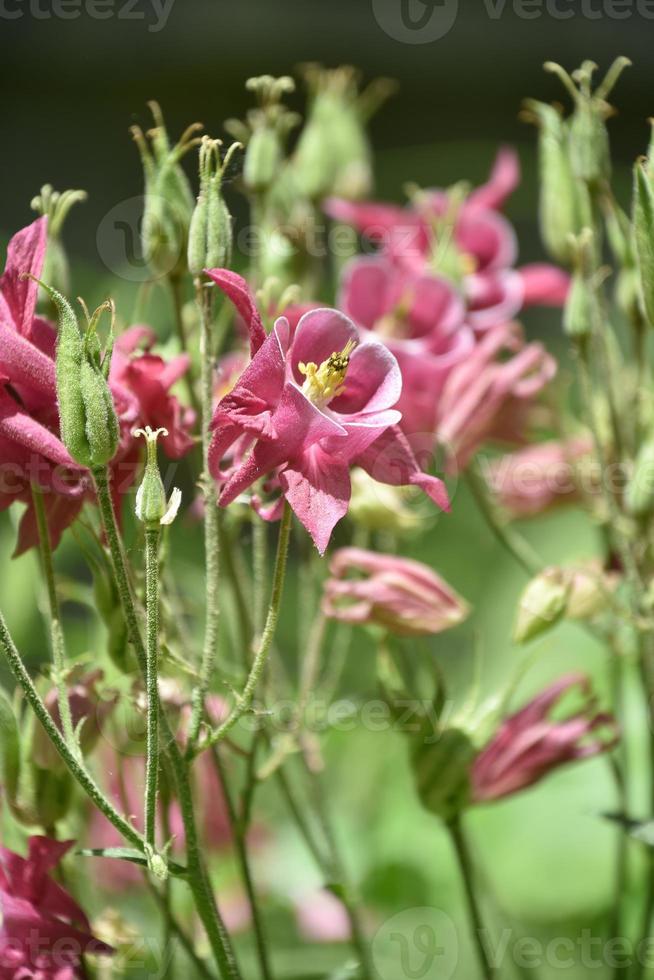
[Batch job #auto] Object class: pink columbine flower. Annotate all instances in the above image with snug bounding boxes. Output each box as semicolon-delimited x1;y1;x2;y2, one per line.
483;435;595;518
206;269;450;554
0;220;196;554
326;148;569;331
295;889;352;944
435;322;556;471
339;256;474;435
0;836;112;978
322;547;469;636
471;674;618;803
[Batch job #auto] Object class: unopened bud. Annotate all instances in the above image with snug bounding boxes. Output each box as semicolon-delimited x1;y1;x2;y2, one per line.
626;439;654;517
633;160;654;328
230;75;298;194
513;567;570;644
563;230;598;340
411;728;475;821
31;184;87;299
135;427;182;528
188;137;239;277
565;562;618;621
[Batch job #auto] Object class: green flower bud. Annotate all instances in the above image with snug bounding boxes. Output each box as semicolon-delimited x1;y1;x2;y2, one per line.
46;287;119;468
134;426;182;528
522;100;591;265
348;468;424;535
626;439;654;517
513;567;570;644
633;160;654;328
563;230;599;340
411;728;475;822
131;102;201;280
544;57;630;186
188;137;240;277
227;76;299;195
294;66;393;201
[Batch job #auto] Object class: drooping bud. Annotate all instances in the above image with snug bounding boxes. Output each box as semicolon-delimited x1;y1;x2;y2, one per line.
43;284;120;468
513;567;570;644
522;100;591;265
544;57;630;186
563;229;599;341
131;102;202;279
134;426;182;528
30;184;87;298
226;75;299;194
565;562;619;621
293;65;395;201
633;158;654;328
626;438;654;517
188;137;240;277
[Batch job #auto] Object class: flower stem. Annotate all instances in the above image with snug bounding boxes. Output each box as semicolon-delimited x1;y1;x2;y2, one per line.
187;280;220;751
210;745;274;980
145;525;161;849
200;503;293;753
448;817;496;980
0;607;145;850
92;465;242;980
31;483;77;753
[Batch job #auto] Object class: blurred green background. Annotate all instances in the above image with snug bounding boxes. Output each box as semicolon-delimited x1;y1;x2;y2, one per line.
2;2;654;978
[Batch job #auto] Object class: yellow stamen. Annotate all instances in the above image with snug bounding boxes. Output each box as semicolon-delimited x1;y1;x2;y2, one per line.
299;338;357;407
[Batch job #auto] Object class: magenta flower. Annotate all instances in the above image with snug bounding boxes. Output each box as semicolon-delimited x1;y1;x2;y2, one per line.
0;220;196;554
323;547;469;636
339;256;474;435
484;436;594;518
436;322;556;471
471;675;618;803
0;836;112;978
207;271;450;553
326;148;569;331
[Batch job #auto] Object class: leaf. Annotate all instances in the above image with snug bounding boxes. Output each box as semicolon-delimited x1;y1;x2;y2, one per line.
76;847;188;878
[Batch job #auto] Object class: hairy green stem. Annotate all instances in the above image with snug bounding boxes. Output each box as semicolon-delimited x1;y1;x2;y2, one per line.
0;608;145;850
187;281;220;750
145;526;161;849
92;465;242;980
201;503;292;753
31;484;78;753
448;818;496;980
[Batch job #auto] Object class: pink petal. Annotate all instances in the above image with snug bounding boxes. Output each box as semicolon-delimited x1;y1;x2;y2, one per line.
0;217;47;337
205;268;266;356
289;308;359;385
279;447;351;553
330;339;401;415
519;263;570;307
467;147;520;213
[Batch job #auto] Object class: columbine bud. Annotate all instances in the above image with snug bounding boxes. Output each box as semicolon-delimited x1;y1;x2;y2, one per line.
131;102;201;279
513;567;570;644
188;137;240;277
226;75;298;194
522;100;591;265
411;728;475;822
348;468;424;535
322;548;469;637
626;438;654;517
563;230;598;341
565;562;618;621
134;426;181;528
30;184;87;298
45;285;119;468
544;57;630;186
633;159;654;328
294;65;394;201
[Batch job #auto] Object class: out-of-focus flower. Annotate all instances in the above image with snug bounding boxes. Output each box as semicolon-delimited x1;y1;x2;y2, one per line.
348;467;424;535
326;148;569;331
513;567;570;644
471;675;618;802
33;669;118;770
295;889;352;943
322;547;468;636
0;836;112;978
565;561;620;622
207;271;449;553
436;322;556;471
484;436;594;518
